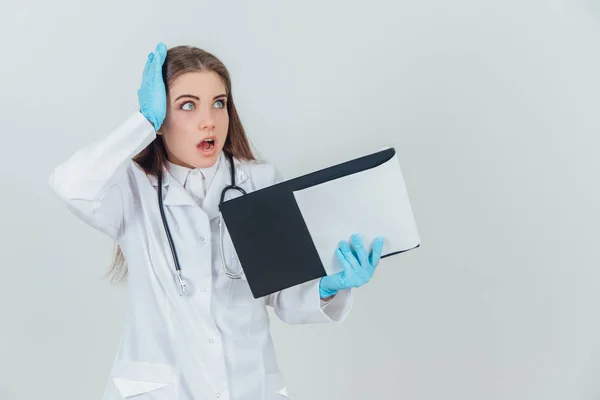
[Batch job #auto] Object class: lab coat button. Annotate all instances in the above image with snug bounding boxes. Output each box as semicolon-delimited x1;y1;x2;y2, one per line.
216;394;221;398
201;287;207;292
209;338;215;343
199;236;205;242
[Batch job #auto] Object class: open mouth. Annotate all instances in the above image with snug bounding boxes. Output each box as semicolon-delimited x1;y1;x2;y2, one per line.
198;137;216;152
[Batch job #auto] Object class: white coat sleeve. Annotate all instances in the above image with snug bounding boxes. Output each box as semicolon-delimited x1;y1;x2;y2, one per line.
48;111;156;239
253;162;354;324
266;280;353;325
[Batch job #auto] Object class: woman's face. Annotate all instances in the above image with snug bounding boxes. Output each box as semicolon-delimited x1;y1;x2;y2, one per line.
159;70;229;169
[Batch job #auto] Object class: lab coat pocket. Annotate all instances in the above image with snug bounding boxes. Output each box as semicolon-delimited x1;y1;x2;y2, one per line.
111;360;180;400
266;373;289;399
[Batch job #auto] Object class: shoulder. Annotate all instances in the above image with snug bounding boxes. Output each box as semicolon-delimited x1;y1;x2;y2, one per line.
237;158;284;190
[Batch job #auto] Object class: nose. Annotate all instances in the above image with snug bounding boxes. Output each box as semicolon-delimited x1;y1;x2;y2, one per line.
198;108;216;131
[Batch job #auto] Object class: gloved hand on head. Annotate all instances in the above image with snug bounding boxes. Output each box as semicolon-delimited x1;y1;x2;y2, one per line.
138;42;168;131
319;234;385;298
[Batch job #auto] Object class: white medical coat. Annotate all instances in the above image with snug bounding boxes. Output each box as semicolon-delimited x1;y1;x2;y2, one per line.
48;111;353;400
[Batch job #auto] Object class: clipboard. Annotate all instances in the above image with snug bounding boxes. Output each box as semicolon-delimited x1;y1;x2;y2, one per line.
219;147;420;298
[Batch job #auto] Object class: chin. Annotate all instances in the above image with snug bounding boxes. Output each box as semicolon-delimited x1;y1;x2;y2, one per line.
193;150;222;168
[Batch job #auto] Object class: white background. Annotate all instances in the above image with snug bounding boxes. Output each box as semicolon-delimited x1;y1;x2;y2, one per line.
1;0;599;399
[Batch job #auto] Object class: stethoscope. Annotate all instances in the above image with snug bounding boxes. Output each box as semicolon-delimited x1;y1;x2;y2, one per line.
157;152;247;296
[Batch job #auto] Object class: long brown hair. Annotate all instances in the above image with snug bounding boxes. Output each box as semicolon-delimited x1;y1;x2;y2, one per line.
107;45;256;282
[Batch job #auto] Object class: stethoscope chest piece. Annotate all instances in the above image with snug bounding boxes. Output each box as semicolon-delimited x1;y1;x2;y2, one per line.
174;270;192;296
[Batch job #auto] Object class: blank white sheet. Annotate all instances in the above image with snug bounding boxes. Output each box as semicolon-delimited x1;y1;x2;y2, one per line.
292;151;420;275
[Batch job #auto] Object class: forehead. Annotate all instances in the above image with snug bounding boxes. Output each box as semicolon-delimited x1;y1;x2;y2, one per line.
168;71;226;96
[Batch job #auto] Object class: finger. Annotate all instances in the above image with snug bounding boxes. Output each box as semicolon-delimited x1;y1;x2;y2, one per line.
369;236;385;267
335;248;353;279
339;240;360;272
153;47;165;78
153;43;168;80
351;236;375;283
340;240;370;286
351;234;369;267
155;42;168;64
142;52;153;79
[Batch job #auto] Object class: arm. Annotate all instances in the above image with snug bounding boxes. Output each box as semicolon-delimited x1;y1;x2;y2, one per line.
255;163;384;324
49;42;167;239
48;112;156;239
265;235;384;324
265;280;353;325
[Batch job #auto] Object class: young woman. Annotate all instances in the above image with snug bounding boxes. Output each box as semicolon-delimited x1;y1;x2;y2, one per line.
49;42;384;400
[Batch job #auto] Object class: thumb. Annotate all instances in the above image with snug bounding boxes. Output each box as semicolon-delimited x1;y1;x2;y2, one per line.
321;271;341;292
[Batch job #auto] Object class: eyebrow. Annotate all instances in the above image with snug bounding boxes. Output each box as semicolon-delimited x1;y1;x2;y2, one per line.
174;94;227;102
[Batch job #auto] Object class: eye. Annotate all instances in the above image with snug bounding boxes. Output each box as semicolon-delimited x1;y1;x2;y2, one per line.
214;99;226;109
180;101;195;111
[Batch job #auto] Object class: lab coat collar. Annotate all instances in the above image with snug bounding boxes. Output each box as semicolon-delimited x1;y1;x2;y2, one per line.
166;152;222;191
147;167;196;208
148;152;250;214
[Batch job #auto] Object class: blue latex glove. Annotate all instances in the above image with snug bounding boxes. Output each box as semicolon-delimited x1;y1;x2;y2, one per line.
137;42;168;131
319;234;385;298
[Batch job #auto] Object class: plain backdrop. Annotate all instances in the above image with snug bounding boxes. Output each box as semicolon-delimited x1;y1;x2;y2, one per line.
1;0;599;399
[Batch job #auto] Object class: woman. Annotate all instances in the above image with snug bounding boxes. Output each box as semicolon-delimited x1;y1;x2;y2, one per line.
49;42;384;400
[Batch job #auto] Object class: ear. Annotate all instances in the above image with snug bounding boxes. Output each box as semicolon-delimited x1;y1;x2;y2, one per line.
156;129;164;136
